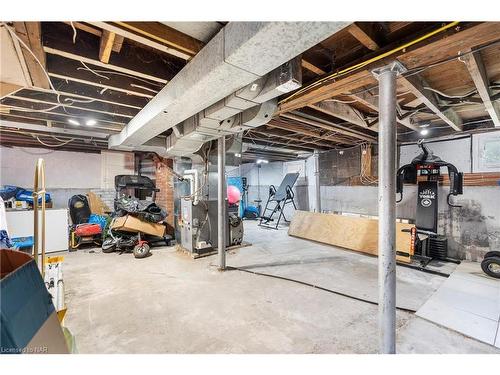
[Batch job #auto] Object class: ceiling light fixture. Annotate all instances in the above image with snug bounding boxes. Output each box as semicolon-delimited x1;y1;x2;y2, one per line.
86;119;97;126
256;159;269;164
68;119;80;126
420;129;429;136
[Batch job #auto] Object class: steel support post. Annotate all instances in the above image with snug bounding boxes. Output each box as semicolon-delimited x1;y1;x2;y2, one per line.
374;64;400;354
314;150;321;213
217;136;227;270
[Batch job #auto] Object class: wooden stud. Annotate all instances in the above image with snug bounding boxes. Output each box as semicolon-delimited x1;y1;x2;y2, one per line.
112;35;125;53
99;30;116;64
463;49;500;127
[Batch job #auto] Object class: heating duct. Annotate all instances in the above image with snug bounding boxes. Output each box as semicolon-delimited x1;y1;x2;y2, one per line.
108;22;350;156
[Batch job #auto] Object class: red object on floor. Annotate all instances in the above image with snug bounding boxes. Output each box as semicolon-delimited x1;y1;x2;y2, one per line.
74;223;102;236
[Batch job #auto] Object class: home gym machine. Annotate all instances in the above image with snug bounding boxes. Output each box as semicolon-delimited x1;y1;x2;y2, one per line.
396;141;463;265
259;172;299;229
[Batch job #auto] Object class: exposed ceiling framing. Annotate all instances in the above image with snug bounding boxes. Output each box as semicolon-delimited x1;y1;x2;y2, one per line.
1;21;499;161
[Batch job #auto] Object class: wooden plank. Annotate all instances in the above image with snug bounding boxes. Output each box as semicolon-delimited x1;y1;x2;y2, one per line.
347;23;380;51
301;59;326;75
13;22;50;89
87;192;111;214
99;30;116;64
463;50;500;127
288;211;414;262
400;74;462;131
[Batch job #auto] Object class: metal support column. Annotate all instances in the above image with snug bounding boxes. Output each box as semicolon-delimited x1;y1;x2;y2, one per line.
374;64;400;354
314;150;321;213
217;136;226;270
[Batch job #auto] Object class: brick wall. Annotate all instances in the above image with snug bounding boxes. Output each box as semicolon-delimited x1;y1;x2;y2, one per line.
154;156;175;235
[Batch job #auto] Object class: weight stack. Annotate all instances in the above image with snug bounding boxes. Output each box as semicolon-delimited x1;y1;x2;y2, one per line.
429;236;448;260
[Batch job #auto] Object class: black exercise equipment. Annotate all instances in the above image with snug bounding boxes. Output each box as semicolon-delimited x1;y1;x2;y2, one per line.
396;141;463;264
259;172;299;229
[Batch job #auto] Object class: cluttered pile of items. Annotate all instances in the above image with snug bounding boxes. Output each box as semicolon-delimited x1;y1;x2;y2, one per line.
69;174;171;259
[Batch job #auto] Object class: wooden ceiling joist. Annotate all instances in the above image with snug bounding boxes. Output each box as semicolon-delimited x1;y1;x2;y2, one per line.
308;101;372;130
88;22;204;60
42;22;183;84
12;22;50;89
282;112;376;143
399;74;462;131
243;137;317;152
46;54;158;98
250;129;337;148
301;59;326;75
269;119;356;145
347;23;381;51
463;49;500;127
7;93;138;118
1;82;23;99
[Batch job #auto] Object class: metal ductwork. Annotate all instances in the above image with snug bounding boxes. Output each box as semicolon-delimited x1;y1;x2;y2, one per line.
164;58;301;156
108;22;350;152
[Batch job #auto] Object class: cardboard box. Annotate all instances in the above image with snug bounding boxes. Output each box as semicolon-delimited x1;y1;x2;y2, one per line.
1;250;69;354
111;215;166;237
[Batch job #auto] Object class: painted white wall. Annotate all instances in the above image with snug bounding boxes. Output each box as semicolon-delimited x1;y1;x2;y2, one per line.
0;146;101;189
100;150;135;189
400;137;472;172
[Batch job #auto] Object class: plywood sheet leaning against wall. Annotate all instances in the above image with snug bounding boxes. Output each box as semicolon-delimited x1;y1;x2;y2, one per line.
288;211;415;263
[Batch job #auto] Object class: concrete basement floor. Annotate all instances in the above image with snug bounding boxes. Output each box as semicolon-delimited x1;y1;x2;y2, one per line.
62;221;500;354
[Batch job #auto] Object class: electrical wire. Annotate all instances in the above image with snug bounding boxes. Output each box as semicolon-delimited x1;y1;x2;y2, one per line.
226;266;417;313
35;136;75;147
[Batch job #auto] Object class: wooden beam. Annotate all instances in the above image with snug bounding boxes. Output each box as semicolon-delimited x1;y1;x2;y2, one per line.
348;90;420;131
278;22;500;114
1;82;23;99
243;136;319;152
301;59;326;75
399;74;462;131
99;30;116;64
281;112;376;142
347;23;380;51
463;49;500;127
88;22;203;60
309;101;371;129
13;22;50;89
267;120;351;145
